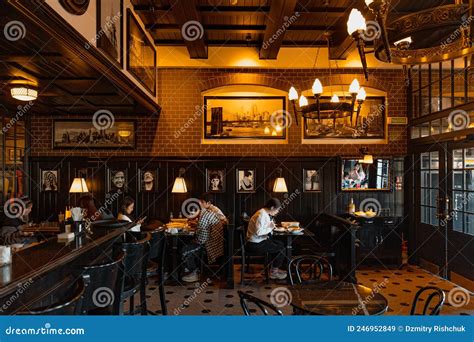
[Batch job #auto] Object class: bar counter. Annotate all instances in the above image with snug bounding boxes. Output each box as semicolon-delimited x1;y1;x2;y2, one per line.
0;223;132;314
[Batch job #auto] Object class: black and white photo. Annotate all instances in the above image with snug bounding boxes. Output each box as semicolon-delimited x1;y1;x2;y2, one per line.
303;169;321;192
107;169;127;192
236;169;255;193
139;169;158;192
97;0;123;66
206;169;225;192
41;170;59;192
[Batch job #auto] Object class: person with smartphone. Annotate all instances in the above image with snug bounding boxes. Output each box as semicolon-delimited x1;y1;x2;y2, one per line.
118;196;145;232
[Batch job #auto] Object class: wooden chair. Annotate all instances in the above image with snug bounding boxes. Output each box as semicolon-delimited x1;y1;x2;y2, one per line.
238;290;283;316
237;225;270;284
410;286;445;315
288;255;333;285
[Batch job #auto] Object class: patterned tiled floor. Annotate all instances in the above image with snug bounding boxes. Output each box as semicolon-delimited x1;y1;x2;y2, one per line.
134;265;474;316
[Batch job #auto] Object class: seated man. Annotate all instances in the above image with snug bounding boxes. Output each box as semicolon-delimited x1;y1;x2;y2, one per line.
0;197;36;246
181;193;226;283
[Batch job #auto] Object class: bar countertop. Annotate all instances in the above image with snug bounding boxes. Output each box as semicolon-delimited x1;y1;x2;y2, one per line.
0;224;131;297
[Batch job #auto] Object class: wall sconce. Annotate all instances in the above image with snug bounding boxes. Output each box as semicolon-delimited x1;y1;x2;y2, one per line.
69;178;89;193
172;167;188;193
10;86;38;101
273;168;288;193
358;147;374;164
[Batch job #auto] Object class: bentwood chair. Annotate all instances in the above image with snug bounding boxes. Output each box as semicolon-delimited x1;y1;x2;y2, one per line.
410;286;445;315
238;290;283;316
237;225;270;284
78;252;125;315
288;255;333;285
17;278;86;315
114;233;151;315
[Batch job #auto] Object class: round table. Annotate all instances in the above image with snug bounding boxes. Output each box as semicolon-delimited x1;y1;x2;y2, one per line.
290;280;388;315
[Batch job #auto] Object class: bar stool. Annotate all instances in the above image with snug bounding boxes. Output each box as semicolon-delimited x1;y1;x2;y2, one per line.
114;233;151;315
78;252;125;315
17;278;86;315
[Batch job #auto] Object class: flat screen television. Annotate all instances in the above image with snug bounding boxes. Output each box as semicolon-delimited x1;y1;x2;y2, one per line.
341;159;391;191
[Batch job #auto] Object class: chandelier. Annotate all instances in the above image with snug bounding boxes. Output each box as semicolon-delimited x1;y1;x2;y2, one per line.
288;38;367;126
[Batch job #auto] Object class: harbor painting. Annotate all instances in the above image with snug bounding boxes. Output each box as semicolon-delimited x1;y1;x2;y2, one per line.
203;96;287;141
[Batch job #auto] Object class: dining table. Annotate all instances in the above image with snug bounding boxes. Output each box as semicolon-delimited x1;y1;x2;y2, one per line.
290;280;389;315
272;228;315;261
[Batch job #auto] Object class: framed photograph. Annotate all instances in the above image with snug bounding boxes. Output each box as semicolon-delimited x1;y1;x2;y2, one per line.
139;169;158;192
107;169;128;192
303;96;386;143
341;158;391;191
203;96;287;142
8;148;24;162
236;169;255;193
96;0;123;66
206;169;225;193
41;169;59;192
303;169;321;192
52;120;136;149
126;9;157;96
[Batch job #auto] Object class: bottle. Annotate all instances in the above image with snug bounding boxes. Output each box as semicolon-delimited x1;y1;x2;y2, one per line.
347;198;355;214
169;212;174;220
178;212;183;219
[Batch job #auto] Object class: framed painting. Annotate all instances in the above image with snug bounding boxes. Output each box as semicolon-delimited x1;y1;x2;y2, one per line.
203;96;287;142
236;168;255;193
206;168;225;193
40;169;59;192
96;0;123;66
52;120;136;149
126;9;157;96
139;169;158;192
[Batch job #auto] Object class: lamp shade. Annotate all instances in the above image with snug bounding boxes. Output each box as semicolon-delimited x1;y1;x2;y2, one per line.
288;87;298;101
273;177;288;193
347;8;366;35
359;154;374;164
172;177;188;193
312;79;323;95
69;178;89;193
11;87;38;101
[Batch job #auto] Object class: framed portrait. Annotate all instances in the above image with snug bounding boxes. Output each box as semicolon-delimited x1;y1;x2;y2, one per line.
97;0;123;66
203;96;287;142
52;119;136;149
236;169;255;193
41;169;59;192
303;169;321;192
107;169;127;192
126;9;157;96
139;169;158;192
206;169;225;193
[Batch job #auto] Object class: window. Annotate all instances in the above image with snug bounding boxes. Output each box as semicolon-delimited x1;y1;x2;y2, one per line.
420;151;439;226
451;148;474;235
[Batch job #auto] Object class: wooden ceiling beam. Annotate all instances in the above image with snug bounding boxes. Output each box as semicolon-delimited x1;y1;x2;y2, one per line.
161;0;207;58
155;39;328;47
147;24;333;33
259;0;298;59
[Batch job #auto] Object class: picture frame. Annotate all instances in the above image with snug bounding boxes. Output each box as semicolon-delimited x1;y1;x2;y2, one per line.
341;158;391;191
107;169;128;193
126;9;157;97
138;169;158;192
7;148;24;162
40;169;59;192
52;119;136;149
236;168;256;193
96;0;123;67
303;169;321;192
203;96;287;142
206;169;225;193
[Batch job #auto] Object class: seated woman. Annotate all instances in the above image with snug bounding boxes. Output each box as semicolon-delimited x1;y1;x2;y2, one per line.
117;196;144;232
78;194;114;222
0;197;36;246
246;198;287;280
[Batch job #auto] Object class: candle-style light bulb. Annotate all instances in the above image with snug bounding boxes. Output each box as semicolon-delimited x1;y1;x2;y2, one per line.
264;126;270;134
356;87;367;101
347;8;366;35
331;94;340;103
312;79;323;95
365;0;374;7
299;95;308;107
289;87;298;101
349;78;360;94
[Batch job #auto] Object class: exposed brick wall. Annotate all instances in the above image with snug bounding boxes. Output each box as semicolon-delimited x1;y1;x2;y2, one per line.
29;68;407;157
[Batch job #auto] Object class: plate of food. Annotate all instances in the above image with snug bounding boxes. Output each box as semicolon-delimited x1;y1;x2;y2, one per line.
281;221;300;228
287;227;304;234
273;226;287;233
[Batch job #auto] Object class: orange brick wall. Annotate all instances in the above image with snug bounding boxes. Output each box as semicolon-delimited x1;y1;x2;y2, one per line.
29;68;408;157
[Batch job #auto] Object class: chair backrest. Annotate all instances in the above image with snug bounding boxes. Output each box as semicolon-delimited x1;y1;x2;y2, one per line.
237;291;283;316
79;252;125;314
17;278;86;315
129;229;165;261
91;220;132;229
115;233;151;284
288;255;333;285
410;286;445;315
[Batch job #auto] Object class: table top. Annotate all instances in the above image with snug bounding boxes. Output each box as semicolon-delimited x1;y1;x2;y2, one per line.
272;229;314;237
290;281;388;315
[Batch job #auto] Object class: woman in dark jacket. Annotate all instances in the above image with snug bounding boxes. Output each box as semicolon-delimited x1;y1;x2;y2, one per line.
0;197;35;245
